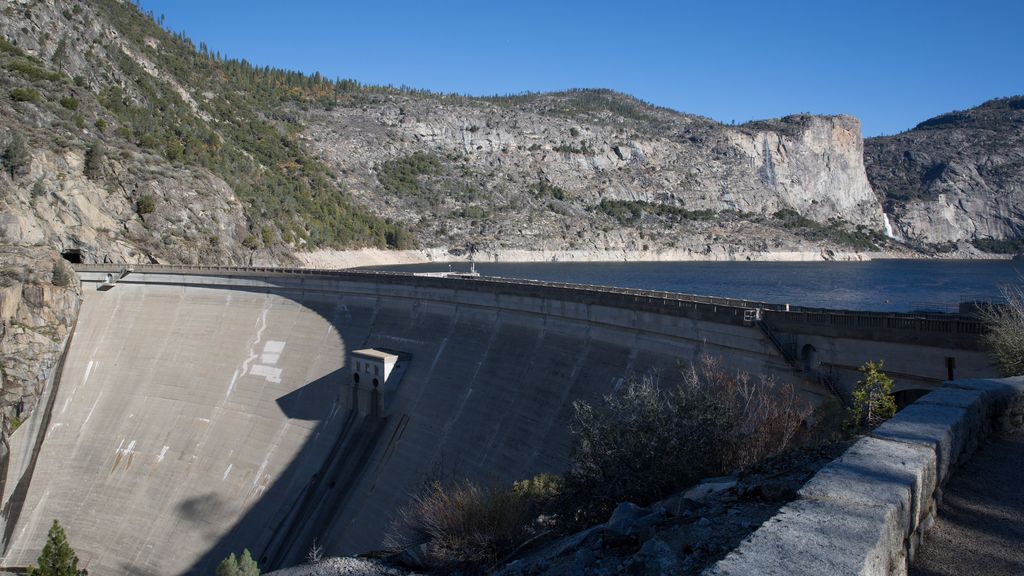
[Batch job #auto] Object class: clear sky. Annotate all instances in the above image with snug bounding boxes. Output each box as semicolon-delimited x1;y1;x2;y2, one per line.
137;0;1023;137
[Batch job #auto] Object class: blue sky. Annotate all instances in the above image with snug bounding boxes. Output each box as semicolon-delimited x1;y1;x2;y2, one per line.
138;0;1023;137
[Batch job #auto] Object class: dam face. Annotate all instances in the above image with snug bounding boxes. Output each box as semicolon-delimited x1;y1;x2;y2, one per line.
0;268;995;574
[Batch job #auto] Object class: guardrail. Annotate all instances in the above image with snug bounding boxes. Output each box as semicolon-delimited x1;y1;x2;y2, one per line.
72;264;987;338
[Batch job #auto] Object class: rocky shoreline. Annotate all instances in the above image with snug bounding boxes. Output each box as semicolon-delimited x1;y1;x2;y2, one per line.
297;247;1013;270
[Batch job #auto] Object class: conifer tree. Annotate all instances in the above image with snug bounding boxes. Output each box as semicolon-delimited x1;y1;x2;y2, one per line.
83;141;105;180
215;548;259;576
28;519;87;576
3;132;30;179
845;361;897;431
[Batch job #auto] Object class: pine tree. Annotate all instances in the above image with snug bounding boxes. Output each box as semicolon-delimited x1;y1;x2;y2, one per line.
238;549;259;576
845;361;897;431
215;553;239;576
83;141;104;180
3;132;30;179
28;519;87;576
215;549;259;576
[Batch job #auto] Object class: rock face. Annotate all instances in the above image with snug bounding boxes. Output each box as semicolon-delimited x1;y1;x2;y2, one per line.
0;1;280;267
0;144;254;266
0;246;80;429
864;96;1024;249
305;93;886;255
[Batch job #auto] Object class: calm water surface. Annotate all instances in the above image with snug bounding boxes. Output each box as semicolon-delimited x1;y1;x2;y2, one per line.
362;259;1023;313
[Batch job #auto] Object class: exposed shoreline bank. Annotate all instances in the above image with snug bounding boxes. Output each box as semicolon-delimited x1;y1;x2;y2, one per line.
296;247;1015;270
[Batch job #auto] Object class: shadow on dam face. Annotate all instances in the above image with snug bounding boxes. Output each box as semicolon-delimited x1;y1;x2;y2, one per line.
0;281;369;574
1;271;854;575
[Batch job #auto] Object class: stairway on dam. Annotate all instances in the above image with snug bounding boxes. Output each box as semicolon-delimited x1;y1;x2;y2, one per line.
0;269;995;574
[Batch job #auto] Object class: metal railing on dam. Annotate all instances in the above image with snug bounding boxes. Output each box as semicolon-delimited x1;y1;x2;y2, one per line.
73;263;987;344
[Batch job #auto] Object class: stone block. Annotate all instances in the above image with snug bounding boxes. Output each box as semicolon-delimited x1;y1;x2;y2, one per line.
870;403;973;484
798;436;936;536
704;498;905;576
917;388;986;454
944;377;1024;432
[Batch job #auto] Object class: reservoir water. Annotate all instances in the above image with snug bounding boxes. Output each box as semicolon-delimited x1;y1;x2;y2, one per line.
362;259;1023;313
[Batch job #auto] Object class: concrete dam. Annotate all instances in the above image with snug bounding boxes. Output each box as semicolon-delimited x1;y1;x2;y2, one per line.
0;266;996;575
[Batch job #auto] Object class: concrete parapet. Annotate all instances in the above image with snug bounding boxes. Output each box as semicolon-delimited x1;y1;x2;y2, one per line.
704;375;1024;576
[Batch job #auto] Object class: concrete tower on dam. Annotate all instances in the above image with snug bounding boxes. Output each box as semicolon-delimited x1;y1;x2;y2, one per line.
0;266;997;575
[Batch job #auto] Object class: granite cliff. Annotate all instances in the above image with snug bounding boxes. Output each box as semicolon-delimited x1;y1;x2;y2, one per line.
865;96;1024;253
303;92;888;261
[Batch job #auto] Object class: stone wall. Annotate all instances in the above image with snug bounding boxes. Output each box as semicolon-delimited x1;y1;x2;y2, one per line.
704;376;1024;576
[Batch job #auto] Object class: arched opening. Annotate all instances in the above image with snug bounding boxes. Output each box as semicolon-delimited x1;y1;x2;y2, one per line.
60;249;83;264
801;344;818;372
372;378;379;388
352;372;359;384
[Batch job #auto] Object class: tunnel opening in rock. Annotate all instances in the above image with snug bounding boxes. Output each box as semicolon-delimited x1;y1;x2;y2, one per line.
60;249;83;264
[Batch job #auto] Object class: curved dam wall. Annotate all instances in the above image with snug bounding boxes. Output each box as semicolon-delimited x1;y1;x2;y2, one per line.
0;267;995;574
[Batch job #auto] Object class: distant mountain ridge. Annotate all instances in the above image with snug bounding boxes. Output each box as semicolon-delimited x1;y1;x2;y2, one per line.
864;96;1024;252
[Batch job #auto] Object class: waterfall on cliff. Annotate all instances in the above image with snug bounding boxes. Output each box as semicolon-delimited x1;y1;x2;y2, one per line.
882;213;897;239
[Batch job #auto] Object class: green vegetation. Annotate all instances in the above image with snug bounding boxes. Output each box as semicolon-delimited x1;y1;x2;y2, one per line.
598;199;715;225
552;142;594;155
772;208;886;251
565;357;807;524
61;0;416;250
135;194;156;215
972;237;1024;254
27;520;86;576
485;88;678;134
980;282;1024;376
457;205;487;220
59;96;79;111
844;361;897;431
83;141;104;180
375;151;442;196
9;87;40;103
51;261;71;287
386;478;546;570
6;57;61;82
3;132;30;178
215;548;259;576
387;356;810;568
530;179;570;201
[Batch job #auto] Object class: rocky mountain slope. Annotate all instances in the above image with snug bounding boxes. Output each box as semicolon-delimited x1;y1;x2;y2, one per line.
865;96;1024;252
302;90;890;261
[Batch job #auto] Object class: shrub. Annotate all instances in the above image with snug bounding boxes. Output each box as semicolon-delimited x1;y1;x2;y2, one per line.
564;356;808;524
27;519;86;576
241;234;261;250
135;194;155;215
385;479;540;570
597;199;715;226
844;361;897;431
6;59;60;82
376;151;442;196
59;97;79;111
9;87;40;103
51;261;71;287
980;282;1024;376
215;548;259;576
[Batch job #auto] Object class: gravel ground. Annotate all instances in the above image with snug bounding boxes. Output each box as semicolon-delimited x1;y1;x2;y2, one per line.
910;431;1024;576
